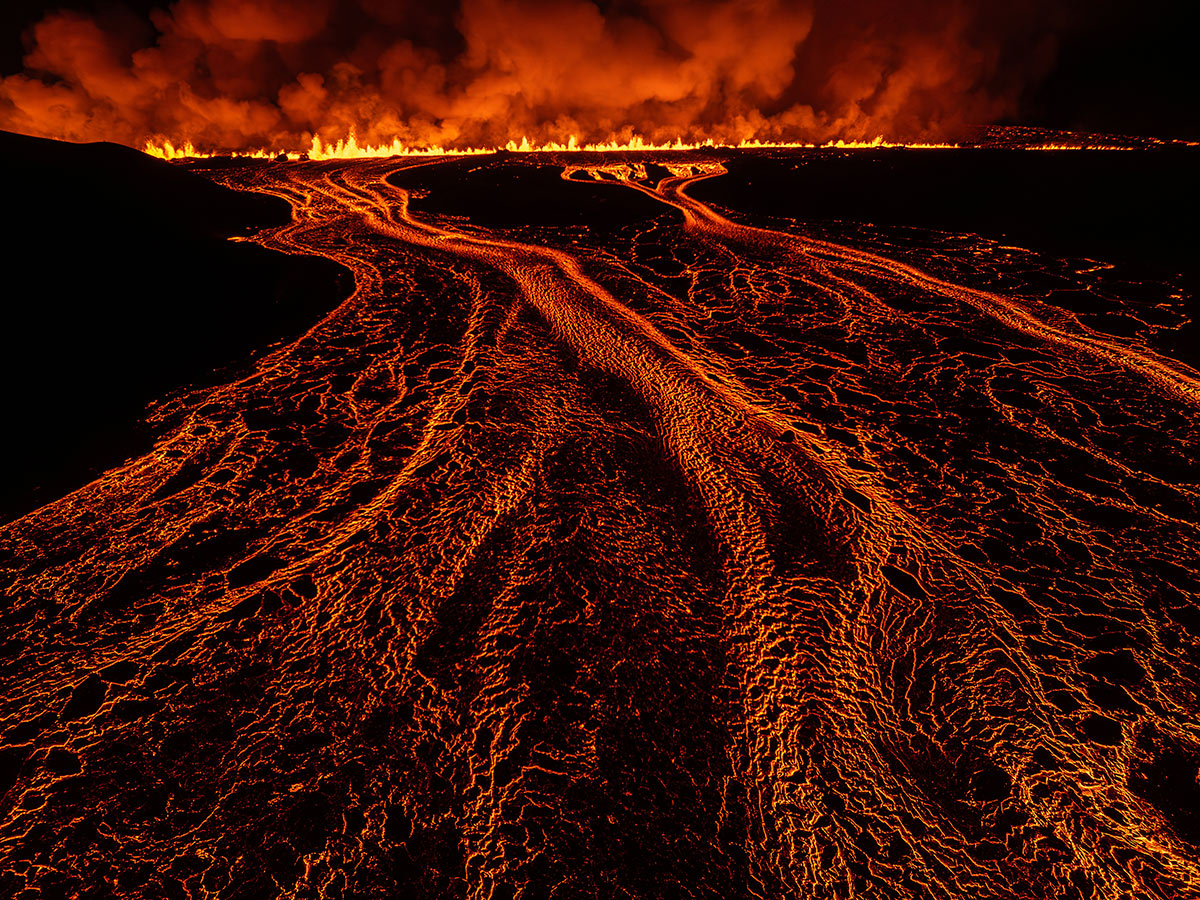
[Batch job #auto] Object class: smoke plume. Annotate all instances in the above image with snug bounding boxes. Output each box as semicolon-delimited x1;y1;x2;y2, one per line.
0;0;1064;150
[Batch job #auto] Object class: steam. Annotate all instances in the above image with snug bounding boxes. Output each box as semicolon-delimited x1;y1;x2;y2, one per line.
0;0;1061;150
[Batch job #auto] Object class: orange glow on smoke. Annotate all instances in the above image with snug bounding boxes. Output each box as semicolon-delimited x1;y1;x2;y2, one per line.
0;0;1077;154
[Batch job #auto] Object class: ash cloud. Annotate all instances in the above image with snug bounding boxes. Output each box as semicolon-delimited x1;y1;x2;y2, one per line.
1;0;1064;150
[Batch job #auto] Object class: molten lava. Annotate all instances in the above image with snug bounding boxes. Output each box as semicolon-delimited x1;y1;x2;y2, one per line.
2;146;1198;898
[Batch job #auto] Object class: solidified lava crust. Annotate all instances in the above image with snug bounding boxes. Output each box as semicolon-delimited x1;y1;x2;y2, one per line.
2;151;1199;899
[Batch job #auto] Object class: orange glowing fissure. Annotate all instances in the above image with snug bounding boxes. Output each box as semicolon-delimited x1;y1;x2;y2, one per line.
143;132;965;160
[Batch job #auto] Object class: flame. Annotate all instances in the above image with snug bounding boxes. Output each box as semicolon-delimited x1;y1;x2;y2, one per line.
1022;144;1135;151
820;137;958;149
143;140;302;161
140;128;1171;163
143;132;970;161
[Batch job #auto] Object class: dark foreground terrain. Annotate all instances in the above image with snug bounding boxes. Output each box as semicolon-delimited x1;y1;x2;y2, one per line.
0;131;351;519
1;144;1199;899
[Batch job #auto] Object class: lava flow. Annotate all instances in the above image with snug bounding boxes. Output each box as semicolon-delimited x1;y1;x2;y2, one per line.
1;150;1199;900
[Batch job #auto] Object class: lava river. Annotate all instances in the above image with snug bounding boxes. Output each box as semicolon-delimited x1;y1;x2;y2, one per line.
2;153;1199;900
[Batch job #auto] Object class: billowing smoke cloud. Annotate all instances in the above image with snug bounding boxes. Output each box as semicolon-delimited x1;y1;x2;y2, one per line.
0;0;1063;150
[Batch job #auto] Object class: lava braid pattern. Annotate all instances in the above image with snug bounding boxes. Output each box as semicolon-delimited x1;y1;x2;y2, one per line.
1;155;1198;900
